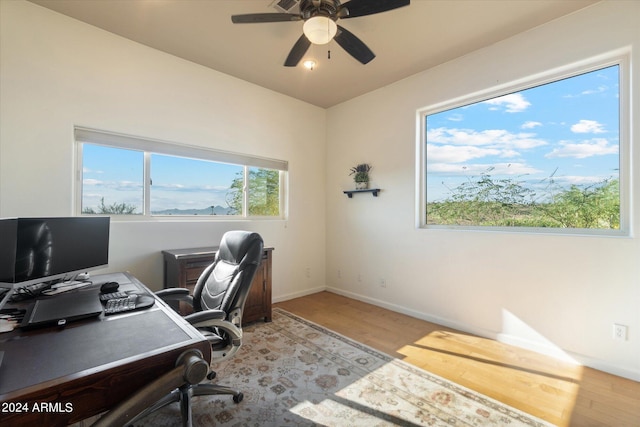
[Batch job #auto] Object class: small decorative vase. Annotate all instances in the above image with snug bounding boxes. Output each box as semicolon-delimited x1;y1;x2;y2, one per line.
355;181;369;190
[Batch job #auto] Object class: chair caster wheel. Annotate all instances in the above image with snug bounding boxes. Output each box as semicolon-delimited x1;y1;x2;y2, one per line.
233;393;243;403
207;371;216;380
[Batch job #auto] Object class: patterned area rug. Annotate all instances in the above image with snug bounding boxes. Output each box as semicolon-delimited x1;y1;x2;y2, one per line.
138;308;554;426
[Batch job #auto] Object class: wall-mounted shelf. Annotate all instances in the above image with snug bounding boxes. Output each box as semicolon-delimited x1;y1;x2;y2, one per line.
343;188;380;198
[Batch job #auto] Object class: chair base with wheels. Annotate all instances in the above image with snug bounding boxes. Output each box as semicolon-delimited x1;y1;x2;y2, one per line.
125;380;243;426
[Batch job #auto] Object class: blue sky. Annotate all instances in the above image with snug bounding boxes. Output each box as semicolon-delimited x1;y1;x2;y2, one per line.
82;145;144;212
82;146;242;213
426;65;620;202
150;154;241;212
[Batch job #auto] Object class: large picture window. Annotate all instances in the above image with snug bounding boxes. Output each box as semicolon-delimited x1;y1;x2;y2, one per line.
420;57;628;234
76;128;287;219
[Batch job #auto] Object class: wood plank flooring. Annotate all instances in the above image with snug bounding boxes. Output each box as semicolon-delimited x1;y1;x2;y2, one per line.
274;291;640;427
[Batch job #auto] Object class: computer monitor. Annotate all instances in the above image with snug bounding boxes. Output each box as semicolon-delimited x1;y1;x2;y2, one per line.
0;217;110;308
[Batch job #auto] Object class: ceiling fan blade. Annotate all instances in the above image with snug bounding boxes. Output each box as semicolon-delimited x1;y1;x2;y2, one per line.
231;13;301;24
338;0;410;19
334;25;375;64
284;34;312;67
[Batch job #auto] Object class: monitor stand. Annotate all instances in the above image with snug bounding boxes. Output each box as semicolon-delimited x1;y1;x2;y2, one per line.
0;288;15;312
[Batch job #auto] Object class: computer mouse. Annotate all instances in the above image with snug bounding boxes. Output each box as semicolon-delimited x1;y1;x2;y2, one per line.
100;281;119;293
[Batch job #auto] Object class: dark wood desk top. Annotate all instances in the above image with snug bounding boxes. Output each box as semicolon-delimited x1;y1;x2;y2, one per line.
0;272;211;426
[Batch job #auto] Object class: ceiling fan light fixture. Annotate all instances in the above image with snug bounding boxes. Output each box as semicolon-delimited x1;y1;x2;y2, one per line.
303;59;316;70
303;16;337;45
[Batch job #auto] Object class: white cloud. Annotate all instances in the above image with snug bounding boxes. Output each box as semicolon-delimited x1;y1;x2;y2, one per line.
545;138;618;159
564;84;610;98
428;162;541;176
83;192;105;198
154;183;186;190
427;127;547;151
522;121;542;129
570;119;606;134
426;144;501;163
482;93;531;113
84;179;143;191
499;149;521;158
83;167;104;174
581;85;608;95
114;181;143;190
152;183;231;193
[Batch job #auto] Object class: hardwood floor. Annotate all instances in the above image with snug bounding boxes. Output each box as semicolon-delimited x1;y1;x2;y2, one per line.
274;292;640;427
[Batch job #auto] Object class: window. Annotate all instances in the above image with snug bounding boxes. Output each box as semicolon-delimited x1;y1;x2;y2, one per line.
419;57;628;234
81;144;144;215
149;154;243;215
247;167;282;216
76;128;287;219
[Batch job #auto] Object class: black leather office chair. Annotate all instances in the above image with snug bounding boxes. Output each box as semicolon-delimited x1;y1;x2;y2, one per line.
114;230;264;427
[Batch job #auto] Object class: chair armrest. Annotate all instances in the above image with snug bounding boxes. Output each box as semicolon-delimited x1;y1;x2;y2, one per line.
185;311;242;339
184;310;243;361
156;287;190;298
155;288;193;307
184;309;226;323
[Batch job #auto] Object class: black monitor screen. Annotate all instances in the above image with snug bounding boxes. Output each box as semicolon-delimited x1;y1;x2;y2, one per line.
0;217;110;286
0;218;18;284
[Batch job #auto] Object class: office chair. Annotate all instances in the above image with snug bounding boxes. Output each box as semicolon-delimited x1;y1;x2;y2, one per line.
115;230;264;427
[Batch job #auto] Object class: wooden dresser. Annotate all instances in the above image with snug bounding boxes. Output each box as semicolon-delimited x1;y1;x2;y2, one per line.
161;246;273;323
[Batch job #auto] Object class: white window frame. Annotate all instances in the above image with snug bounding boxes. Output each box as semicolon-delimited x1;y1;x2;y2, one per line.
416;50;631;236
74;127;288;220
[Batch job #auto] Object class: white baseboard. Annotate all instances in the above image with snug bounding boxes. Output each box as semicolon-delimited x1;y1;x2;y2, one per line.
323;286;640;382
497;333;640;381
272;286;327;303
325;286;495;336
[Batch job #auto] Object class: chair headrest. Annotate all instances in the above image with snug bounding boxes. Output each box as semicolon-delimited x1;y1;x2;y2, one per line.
217;231;264;266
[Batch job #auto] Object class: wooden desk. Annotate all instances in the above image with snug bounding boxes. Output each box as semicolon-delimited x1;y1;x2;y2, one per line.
0;272;211;427
162;247;273;323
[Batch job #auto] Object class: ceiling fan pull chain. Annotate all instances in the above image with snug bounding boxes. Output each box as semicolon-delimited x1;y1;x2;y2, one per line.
328;49;331;60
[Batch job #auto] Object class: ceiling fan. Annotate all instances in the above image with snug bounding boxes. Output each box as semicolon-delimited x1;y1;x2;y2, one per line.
231;0;410;66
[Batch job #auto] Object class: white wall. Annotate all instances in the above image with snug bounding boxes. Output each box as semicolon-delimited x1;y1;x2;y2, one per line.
0;0;327;298
2;0;638;382
326;1;640;380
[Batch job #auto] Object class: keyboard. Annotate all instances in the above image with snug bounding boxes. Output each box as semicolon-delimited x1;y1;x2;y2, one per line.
99;291;128;302
102;293;155;315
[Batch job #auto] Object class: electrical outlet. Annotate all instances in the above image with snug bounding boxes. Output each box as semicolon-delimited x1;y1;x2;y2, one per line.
357;274;362;282
613;323;628;341
337;269;341;279
379;278;387;288
305;267;311;278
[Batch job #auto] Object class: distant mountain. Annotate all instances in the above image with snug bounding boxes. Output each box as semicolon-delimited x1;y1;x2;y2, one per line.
151;205;234;216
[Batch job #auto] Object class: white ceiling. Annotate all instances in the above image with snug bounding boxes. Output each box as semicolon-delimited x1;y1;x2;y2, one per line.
30;0;598;108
